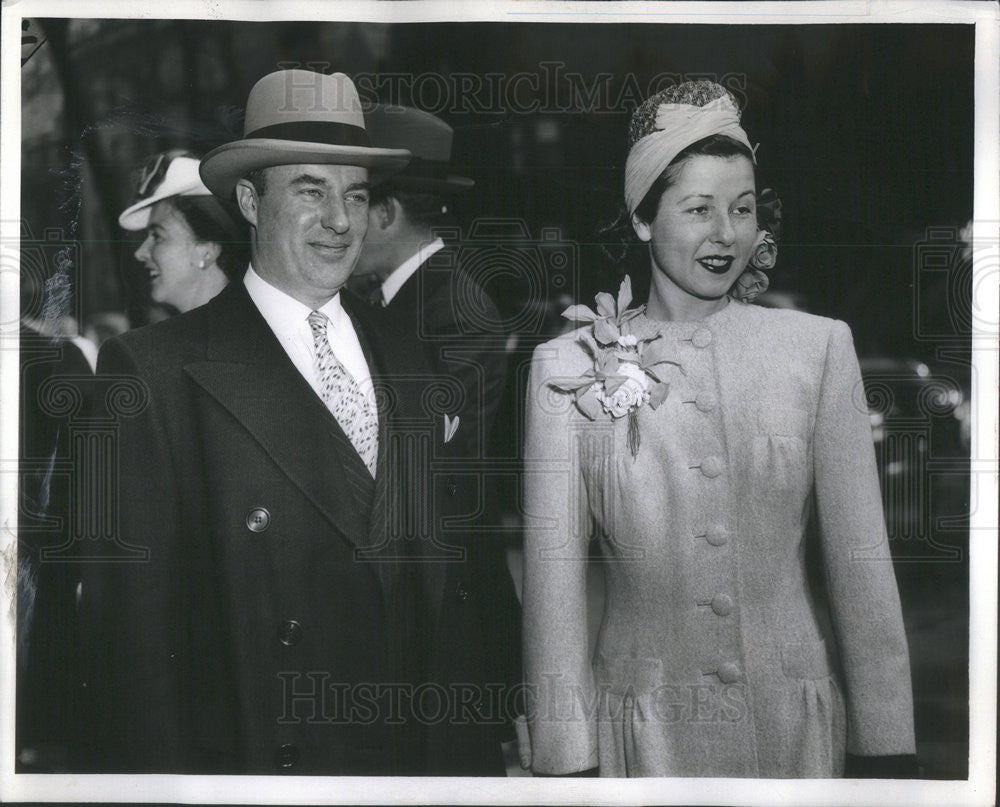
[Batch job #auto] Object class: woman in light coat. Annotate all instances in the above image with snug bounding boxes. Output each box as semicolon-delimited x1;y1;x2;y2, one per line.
522;81;916;778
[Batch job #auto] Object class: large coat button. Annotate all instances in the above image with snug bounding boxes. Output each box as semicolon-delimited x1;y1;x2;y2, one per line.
695;392;718;412
705;527;729;546
691;328;713;349
274;743;298;769
711;594;734;616
278;620;302;647
699;456;724;478
246;507;271;532
718;662;742;684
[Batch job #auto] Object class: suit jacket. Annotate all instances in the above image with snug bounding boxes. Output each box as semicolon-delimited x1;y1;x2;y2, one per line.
384;245;508;460
383;247;523;742
79;281;510;775
523;302;915;777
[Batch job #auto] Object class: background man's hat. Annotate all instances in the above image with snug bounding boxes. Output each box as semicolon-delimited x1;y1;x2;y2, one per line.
363;105;474;193
200;70;411;198
119;152;212;230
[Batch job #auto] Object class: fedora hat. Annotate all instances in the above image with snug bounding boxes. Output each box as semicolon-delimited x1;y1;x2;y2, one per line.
200;70;411;199
363;104;474;193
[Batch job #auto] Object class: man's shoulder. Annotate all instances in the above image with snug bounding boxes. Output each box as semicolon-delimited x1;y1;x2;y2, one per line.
409;245;503;330
103;286;245;371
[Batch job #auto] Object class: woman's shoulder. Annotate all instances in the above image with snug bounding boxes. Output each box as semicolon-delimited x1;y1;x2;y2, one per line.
730;302;851;346
530;326;597;375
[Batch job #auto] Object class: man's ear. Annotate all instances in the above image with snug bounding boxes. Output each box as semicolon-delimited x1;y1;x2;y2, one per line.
234;179;258;227
371;195;396;230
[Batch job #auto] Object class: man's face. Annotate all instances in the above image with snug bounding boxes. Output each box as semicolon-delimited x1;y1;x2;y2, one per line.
236;163;370;308
353;196;398;281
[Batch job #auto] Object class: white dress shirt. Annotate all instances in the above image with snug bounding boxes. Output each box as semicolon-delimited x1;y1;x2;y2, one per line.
243;265;377;409
380;237;446;305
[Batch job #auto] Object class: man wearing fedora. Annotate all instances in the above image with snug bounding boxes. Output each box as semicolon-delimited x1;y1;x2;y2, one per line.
353;105;524;770
353;106;510;464
80;70;515;776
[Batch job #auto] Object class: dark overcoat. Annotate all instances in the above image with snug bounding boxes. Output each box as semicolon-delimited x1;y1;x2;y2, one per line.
79;281;513;775
381;246;524;759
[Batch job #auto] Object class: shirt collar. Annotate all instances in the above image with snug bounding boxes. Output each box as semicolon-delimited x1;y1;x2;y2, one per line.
380;237;446;305
243;263;345;336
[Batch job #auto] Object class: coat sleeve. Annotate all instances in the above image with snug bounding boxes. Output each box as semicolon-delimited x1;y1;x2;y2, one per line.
812;320;916;755
522;339;599;774
78;336;189;771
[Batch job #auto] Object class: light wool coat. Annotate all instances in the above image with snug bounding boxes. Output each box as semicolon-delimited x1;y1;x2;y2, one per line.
523;301;915;777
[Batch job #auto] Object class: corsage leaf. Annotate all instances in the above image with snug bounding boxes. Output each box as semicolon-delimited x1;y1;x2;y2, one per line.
593;317;620;345
575;387;603;420
617;276;633;315
648;381;670;409
562;304;599;323
595;292;616;319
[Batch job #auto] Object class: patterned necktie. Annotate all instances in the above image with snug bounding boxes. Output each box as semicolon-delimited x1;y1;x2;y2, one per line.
307;310;378;477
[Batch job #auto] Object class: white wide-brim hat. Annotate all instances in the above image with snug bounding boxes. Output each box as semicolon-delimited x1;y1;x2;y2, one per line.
118;155;212;230
200;70;411;199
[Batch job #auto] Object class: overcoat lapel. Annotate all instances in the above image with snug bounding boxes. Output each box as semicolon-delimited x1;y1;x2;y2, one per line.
181;283;375;551
341;293;399;597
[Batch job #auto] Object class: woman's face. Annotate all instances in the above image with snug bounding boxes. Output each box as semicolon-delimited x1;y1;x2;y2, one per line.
633;154;757;303
133;200;207;312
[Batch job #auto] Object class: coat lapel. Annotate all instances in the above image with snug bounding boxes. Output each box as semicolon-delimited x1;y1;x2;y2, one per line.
341;292;399;597
181;283;375;550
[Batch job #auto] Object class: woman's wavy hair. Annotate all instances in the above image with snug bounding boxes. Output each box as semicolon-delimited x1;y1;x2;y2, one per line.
164;194;249;281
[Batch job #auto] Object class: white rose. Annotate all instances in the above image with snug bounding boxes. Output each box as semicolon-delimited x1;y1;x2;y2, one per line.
618;361;649;388
597;364;650;418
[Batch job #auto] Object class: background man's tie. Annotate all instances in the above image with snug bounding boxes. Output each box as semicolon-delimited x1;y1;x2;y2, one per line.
308;310;379;477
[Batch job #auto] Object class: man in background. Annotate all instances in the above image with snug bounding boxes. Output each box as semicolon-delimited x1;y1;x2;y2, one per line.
353;104;523;769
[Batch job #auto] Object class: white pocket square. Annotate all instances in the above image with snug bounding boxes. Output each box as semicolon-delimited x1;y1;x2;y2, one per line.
444;413;460;443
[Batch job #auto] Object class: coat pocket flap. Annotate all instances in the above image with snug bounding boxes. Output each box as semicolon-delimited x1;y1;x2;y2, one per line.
781;639;834;680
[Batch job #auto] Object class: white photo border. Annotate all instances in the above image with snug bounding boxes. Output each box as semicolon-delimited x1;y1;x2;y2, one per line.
1;2;997;805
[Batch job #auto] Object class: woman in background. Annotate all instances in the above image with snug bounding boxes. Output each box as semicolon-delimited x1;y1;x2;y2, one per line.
522;81;916;778
119;149;247;314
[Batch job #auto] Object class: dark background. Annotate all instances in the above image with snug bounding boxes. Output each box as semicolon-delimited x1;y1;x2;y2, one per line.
19;19;973;778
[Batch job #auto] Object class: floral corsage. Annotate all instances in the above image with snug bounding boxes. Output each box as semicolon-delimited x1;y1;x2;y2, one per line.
548;276;680;458
730;187;782;303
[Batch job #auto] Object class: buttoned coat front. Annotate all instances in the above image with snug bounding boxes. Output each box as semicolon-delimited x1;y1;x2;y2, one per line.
523;301;915;777
79;282;511;775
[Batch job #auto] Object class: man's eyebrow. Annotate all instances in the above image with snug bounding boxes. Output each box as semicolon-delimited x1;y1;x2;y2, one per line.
290;174;330;187
289;176;371;192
